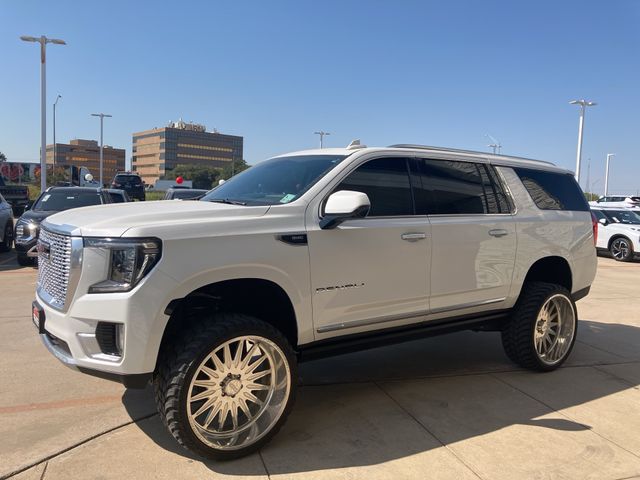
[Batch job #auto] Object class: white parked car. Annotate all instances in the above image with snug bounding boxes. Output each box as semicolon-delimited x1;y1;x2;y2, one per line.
591;195;640;210
33;143;597;459
591;206;640;261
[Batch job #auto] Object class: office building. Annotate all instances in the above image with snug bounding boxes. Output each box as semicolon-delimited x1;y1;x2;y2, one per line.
132;119;243;184
46;139;126;184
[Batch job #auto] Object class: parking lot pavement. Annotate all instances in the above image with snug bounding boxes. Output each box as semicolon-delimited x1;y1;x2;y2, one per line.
2;254;640;479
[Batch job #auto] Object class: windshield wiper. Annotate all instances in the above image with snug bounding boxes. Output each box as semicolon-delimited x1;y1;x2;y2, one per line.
207;198;247;206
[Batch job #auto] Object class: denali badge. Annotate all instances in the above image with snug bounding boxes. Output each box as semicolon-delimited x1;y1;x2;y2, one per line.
316;282;365;293
37;240;51;260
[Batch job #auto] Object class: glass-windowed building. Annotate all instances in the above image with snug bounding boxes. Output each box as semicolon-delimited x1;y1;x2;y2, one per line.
46;139;126;184
132;120;243;184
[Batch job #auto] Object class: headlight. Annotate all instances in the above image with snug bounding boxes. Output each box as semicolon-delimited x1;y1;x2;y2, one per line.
16;220;38;238
84;237;162;293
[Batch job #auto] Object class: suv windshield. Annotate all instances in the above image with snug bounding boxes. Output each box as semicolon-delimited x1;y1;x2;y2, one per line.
603;209;640;225
33;190;103;211
114;175;142;186
201;154;348;206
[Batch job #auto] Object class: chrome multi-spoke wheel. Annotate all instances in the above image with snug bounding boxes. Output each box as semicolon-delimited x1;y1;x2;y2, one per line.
610;238;633;262
155;314;297;459
187;335;291;450
502;282;578;371
533;294;576;366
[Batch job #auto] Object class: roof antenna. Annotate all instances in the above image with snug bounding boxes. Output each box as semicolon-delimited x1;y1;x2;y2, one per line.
346;139;366;150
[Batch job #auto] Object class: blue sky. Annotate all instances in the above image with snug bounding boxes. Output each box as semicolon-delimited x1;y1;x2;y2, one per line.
1;1;639;193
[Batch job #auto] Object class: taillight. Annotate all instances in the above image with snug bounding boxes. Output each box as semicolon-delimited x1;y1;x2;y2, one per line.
590;212;598;246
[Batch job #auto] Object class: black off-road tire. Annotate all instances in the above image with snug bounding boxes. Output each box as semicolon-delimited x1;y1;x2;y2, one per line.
0;221;13;252
501;282;578;372
154;313;297;460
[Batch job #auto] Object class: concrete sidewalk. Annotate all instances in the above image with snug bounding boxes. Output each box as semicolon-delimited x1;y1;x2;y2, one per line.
2;255;640;479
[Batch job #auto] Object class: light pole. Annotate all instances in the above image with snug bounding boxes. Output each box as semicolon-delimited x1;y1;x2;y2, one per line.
20;35;66;191
314;131;331;149
604;153;615;196
91;113;112;186
485;134;502;154
53;94;62;167
569;99;597;185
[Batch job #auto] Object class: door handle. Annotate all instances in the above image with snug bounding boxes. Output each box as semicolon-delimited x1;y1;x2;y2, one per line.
488;229;509;238
401;232;427;241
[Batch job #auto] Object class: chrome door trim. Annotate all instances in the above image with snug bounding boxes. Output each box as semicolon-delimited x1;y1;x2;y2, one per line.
317;309;429;334
430;297;506;315
401;232;427;241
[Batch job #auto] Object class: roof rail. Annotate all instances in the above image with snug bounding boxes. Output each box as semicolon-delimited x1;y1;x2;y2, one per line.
387;144;555;166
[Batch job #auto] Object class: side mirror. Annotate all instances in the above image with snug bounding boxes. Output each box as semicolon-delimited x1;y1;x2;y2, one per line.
320;190;370;229
598;218;608;226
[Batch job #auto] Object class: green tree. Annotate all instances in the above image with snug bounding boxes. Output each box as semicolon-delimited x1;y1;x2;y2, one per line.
584;192;599;202
165;164;221;190
221;158;250;180
0;151;6;163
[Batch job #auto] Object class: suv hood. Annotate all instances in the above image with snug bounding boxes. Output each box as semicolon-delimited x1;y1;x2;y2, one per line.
42;200;271;237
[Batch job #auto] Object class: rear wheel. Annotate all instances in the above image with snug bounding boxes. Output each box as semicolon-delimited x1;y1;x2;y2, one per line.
154;313;297;460
610;237;634;262
0;221;14;252
502;282;577;371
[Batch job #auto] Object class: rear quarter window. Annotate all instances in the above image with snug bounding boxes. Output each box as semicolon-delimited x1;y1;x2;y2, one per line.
514;168;589;212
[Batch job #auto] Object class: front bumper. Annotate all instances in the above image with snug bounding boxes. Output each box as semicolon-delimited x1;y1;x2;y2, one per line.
15;238;37;256
34;255;179;386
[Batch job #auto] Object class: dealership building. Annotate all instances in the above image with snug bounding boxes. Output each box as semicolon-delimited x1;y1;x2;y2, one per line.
132;120;243;184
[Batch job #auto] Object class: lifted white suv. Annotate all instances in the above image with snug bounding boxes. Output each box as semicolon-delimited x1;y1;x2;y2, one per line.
34;143;597;459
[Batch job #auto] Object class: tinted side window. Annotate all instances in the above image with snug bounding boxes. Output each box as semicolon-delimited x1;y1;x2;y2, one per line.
335;158;413;216
592;209;607;221
415;159;504;215
514;168;588;211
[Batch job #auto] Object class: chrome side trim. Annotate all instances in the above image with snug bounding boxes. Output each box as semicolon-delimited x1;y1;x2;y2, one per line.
317;297;507;334
317;310;429;334
430;297;506;315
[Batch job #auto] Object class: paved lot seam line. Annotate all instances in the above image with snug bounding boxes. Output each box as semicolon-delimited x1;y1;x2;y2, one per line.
373;381;485;480
1;413;158;480
491;372;640;462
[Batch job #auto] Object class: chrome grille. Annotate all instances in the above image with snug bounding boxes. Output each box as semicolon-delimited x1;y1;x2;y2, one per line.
37;228;72;309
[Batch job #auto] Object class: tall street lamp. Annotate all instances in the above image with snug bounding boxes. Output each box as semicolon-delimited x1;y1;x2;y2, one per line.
604;153;615;196
91;113;112;186
20;35;66;191
569;99;597;185
53;94;62;167
314;131;331;149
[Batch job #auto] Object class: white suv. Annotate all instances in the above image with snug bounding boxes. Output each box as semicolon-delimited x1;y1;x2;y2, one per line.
591;206;640;261
33;143;597;459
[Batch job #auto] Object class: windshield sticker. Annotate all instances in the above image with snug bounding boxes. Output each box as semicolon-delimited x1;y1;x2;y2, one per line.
280;194;296;203
41;194;51;202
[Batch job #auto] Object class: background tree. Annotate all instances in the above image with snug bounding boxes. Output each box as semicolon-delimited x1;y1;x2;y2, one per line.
164;164;221;190
221;158;250;180
0;151;6;163
584;192;599;202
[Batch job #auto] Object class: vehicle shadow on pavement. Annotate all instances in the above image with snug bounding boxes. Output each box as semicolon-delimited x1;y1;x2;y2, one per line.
121;319;640;476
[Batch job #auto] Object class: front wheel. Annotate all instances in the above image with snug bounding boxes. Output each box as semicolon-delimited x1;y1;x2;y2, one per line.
502;282;577;371
154;313;297;460
610;237;634;262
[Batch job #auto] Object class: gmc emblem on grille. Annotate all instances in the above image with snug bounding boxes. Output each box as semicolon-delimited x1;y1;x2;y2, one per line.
37;240;51;260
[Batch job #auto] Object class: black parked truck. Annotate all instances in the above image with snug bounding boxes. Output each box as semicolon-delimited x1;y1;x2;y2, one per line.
0;176;30;216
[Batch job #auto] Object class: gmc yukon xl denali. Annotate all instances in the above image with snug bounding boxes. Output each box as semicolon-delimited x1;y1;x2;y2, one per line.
33;143;597;459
